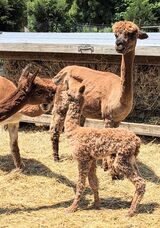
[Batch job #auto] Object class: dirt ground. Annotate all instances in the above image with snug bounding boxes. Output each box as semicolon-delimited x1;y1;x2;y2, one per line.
0;126;160;228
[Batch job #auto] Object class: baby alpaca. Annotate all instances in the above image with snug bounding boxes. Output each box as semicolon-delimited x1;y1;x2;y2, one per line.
64;85;145;216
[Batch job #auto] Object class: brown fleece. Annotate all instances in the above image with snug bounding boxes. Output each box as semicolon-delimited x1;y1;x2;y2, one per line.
50;21;148;162
0;66;56;170
64;85;145;216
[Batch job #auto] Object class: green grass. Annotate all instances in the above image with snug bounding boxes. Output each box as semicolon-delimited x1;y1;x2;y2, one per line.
0;126;160;228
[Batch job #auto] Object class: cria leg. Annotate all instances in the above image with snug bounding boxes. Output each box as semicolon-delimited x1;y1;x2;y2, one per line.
50;112;65;161
127;172;145;216
66;160;91;213
8;123;23;170
103;118;120;172
88;159;100;209
105;154;124;180
114;154;145;216
50;89;68;161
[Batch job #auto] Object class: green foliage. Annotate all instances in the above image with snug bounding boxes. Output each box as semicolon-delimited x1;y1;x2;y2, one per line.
0;0;11;31
0;0;26;31
27;0;71;32
68;0;116;29
113;0;128;22
0;0;159;32
152;1;160;24
116;0;158;26
74;24;112;32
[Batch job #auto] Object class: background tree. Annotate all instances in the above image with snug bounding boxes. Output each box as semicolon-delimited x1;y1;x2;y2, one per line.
68;0;117;31
27;0;71;32
0;0;159;32
0;0;26;31
117;0;158;27
151;1;160;24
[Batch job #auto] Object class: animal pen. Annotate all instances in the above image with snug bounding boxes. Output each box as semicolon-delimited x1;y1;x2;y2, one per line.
0;32;159;137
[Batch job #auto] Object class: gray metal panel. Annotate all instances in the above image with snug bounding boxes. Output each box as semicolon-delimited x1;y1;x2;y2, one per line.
0;32;160;56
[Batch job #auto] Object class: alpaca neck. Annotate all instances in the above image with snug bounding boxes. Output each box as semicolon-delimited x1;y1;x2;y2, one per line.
0;86;29;122
65;102;81;136
120;50;135;105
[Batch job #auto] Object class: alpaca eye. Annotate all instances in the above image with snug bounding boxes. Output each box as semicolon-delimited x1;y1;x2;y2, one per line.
36;90;43;96
67;93;72;98
128;33;135;39
115;34;118;38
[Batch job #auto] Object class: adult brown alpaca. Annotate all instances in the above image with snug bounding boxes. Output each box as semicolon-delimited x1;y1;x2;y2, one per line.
64;85;145;217
50;21;148;162
0;65;56;170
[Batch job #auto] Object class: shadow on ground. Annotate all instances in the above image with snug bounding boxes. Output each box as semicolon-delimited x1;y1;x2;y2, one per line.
100;197;159;214
0;154;160;187
0;155;159;216
138;161;160;185
0;197;158;215
0;154;76;191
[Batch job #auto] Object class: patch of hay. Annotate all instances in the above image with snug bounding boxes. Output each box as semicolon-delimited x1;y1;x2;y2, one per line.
0;128;160;227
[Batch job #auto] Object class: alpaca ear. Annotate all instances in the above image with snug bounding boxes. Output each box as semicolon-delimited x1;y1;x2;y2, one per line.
19;64;39;82
64;79;69;90
79;85;85;94
138;31;148;39
19;64;31;81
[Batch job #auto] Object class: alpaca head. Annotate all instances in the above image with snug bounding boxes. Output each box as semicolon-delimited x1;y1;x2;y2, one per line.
28;77;57;105
18;65;57;105
112;21;148;54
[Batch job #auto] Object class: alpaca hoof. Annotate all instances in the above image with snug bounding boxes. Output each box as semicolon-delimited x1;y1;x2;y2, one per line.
12;167;23;173
93;203;100;210
14;163;25;172
111;173;124;181
65;206;77;213
127;210;136;217
54;157;60;162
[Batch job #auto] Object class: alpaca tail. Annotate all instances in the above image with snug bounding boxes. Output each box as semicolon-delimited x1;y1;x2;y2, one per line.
53;66;85;85
53;68;68;85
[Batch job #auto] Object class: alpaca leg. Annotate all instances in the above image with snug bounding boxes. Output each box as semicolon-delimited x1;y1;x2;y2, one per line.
104;118;119;128
103;153;115;171
88;159;100;209
103;119;120;172
127;172;145;216
8;123;23;170
114;154;145;216
127;156;145;216
66;160;90;213
50;112;66;161
80;115;86;127
105;154;124;180
50;90;68;161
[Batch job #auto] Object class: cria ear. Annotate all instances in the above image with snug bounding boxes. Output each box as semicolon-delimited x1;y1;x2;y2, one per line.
138;31;148;39
79;85;85;94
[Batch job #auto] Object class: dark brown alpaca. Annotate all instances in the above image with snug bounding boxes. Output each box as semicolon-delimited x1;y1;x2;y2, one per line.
0;65;56;170
64;85;145;216
0;66;56;121
0;69;36;121
50;21;148;162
